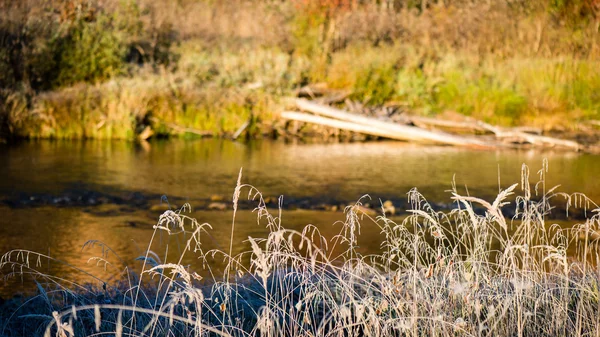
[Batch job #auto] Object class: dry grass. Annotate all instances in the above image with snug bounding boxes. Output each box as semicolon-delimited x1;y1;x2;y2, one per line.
1;162;600;336
7;66;284;139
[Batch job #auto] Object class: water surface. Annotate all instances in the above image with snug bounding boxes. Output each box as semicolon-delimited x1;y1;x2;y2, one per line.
0;139;598;295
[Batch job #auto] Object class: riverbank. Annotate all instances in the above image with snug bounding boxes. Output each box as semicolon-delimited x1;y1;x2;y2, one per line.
2;1;599;143
1;170;600;337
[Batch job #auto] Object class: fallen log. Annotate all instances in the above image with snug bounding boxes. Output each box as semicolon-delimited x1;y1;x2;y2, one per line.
476;121;581;151
512;126;543;135
407;116;544;136
281;111;495;148
497;132;581;150
407;116;489;133
294;99;495;148
282;111;412;140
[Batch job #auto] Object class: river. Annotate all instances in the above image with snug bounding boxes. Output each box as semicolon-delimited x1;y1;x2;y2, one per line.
0;139;598;296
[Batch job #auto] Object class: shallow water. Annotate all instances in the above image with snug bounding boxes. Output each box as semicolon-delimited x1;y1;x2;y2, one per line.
0;139;598;295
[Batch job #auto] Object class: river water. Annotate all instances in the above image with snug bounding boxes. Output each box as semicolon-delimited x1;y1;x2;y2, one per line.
0;139;598;295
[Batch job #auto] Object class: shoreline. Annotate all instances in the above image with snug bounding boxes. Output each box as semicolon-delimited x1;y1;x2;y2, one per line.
3;98;599;148
2;76;599;150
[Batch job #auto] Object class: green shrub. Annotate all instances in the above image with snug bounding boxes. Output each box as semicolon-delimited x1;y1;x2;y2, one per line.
51;14;128;88
351;64;398;106
0;0;178;92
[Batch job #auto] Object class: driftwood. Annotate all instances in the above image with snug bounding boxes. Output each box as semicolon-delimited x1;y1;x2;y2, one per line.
496;132;581;150
476;121;581;151
406;114;578;149
289;98;587;151
233;120;250;140
283;110;494;149
512;126;543;135
282;111;425;141
406;116;490;133
294;99;495;148
407;115;543;136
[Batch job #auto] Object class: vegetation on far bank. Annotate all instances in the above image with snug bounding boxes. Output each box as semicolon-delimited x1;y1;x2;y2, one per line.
1;0;600;141
1;163;600;336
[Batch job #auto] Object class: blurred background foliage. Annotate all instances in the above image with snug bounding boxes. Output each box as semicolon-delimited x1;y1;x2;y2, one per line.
0;0;599;139
0;0;177;91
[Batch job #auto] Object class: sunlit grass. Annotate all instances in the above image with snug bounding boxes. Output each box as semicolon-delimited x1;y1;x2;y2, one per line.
1;162;600;336
325;44;600;127
10;70;281;140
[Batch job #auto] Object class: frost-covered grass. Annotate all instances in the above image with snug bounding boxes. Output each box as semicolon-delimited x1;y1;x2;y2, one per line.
2;162;600;337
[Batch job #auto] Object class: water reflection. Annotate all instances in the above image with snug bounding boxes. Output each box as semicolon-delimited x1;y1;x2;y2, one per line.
0;139;598;295
1;139;597;203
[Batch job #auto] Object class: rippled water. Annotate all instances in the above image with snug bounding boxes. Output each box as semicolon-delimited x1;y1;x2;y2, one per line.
0;139;598;295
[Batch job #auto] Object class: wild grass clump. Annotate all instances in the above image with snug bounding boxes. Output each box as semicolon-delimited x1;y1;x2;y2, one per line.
2;162;600;336
8;67;283;139
325;44;600;126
